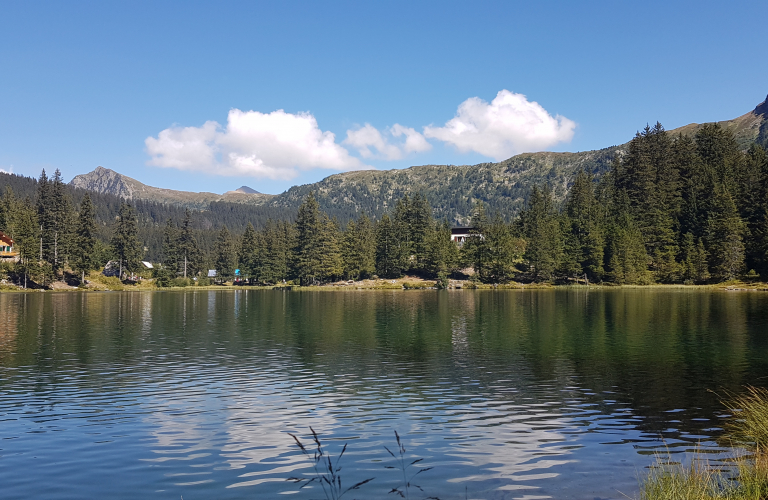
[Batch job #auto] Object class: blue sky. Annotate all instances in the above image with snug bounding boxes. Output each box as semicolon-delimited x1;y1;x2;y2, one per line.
1;1;766;195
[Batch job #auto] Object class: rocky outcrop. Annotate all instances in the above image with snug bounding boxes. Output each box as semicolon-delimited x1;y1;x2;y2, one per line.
754;94;768;117
70;166;135;199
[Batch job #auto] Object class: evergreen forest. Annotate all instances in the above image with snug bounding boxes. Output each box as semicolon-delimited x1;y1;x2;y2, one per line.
1;122;768;287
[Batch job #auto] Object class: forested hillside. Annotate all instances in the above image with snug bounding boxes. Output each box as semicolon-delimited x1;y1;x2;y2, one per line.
270;147;619;224
0;170;291;262
2;95;768;288
67;94;768;225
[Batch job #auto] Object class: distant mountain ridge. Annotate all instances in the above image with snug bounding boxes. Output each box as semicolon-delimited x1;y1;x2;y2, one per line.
70;94;768;224
70;167;273;210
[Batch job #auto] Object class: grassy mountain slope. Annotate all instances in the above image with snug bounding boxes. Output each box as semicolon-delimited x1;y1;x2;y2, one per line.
66;94;768;225
272;94;768;223
271;146;619;224
668;94;768;149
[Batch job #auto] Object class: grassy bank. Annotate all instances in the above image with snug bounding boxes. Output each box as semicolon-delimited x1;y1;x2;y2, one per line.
1;271;767;293
640;387;768;500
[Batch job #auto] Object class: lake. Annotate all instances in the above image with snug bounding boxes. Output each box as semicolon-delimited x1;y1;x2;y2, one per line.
1;289;767;499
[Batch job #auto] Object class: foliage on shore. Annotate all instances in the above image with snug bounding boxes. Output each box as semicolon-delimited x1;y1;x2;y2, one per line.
640;387;768;500
1;123;768;289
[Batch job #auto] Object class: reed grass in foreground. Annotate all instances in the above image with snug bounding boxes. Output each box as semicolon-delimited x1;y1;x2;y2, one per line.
640;387;768;500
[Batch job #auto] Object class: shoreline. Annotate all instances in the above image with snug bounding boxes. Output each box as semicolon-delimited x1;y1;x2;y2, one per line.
2;278;767;293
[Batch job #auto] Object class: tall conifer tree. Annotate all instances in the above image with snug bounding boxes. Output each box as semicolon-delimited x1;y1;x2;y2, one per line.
375;214;405;278
214;225;237;280
239;222;259;283
73;194;97;282
111;202;142;278
519;186;562;281
293;193;322;285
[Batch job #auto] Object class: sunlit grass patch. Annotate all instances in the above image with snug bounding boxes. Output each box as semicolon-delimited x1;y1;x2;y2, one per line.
722;386;768;448
639;386;768;500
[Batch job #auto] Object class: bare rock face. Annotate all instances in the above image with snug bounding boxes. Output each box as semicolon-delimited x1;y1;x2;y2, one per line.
70;166;134;199
754;94;768;117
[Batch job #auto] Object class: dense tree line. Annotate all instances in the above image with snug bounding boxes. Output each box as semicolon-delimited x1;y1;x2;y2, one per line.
0;170;295;263
217;123;767;286
518;122;768;284
2;122;767;287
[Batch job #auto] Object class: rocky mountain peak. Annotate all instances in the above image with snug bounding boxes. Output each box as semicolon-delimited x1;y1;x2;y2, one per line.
70;166;134;199
754;94;768;117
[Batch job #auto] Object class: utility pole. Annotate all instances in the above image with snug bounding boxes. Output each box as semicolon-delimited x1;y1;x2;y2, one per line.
39;224;42;262
184;252;187;279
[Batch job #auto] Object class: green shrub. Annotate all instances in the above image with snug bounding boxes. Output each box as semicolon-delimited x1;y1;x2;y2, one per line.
171;277;190;287
99;276;124;291
435;272;449;289
197;277;211;286
403;282;429;289
153;267;174;287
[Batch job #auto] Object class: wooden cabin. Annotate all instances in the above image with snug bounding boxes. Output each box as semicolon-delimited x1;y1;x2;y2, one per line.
0;231;20;262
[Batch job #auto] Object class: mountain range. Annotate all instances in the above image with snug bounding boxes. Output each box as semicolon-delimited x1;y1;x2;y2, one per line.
70;167;272;210
70;94;768;224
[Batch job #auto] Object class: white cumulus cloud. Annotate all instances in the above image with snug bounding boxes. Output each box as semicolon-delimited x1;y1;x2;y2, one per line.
0;166;13;174
146;109;367;180
344;123;431;160
424;90;576;161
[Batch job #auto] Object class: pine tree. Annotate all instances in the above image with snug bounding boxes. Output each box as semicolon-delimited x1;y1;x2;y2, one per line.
375;214;406;278
1;192;38;287
72;194;97;282
675;133;709;240
317;215;343;282
239;222;259;284
519;186;562;281
605;191;650;284
178;209;201;278
562;170;604;281
161;218;180;272
36;169;52;264
213;225;237;281
462;201;489;278
260;219;280;283
341;213;376;280
706;185;746;281
275;221;294;283
423;220;460;277
614;124;680;282
741;144;768;277
392;195;412;265
0;186;9;232
408;193;434;271
693;237;711;283
0;186;17;236
50;169;74;273
695;123;744;196
111;202;142;279
484;213;522;283
293;193;323;285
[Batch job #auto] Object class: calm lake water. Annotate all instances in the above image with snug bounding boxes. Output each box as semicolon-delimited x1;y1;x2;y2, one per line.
1;289;768;499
